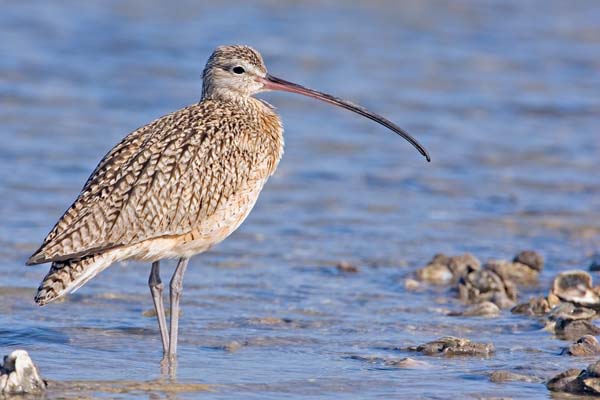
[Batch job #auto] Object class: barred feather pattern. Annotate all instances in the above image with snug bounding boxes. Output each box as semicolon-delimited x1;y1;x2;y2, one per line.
34;254;112;305
28;45;285;305
28;98;283;266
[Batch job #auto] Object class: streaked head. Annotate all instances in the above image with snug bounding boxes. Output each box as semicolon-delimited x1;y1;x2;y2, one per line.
201;45;430;162
202;45;267;100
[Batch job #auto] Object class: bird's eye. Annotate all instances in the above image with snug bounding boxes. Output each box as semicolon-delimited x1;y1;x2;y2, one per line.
232;66;245;74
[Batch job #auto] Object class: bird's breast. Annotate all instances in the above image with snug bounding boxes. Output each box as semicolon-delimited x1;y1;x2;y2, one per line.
133;174;269;261
128;99;285;262
254;101;285;177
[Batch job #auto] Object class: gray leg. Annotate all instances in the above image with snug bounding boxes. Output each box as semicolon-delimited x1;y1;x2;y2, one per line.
168;257;189;358
149;261;169;354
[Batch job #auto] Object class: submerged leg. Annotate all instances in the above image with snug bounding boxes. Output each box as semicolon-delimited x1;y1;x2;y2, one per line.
149;261;169;354
168;257;189;358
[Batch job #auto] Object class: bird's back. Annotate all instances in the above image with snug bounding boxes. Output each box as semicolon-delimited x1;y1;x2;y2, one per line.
28;98;284;265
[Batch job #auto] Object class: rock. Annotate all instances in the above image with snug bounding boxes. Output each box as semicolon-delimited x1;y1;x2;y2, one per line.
447;253;481;279
448;301;500;317
546;291;563;309
485;259;539;285
589;361;600;377
513;250;544;272
584;377;600;394
457;269;517;308
384;357;430;369
491;290;518;309
407;336;494;357
547;368;584;393
554;319;600;340
404;278;422;291
548;302;596;321
511;296;551;316
416;261;453;284
223;340;244;352
336;261;359;273
546;292;563;308
548;361;600;395
551;270;600;308
546;303;600;339
430;253;451;265
349;355;429;369
0;350;46;395
488;370;541;383
416;253;480;284
562;335;600;356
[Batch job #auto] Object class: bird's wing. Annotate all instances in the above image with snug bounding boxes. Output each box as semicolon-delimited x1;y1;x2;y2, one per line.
27;102;256;264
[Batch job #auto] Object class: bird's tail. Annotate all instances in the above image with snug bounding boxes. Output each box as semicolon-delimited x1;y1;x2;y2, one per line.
35;252;116;306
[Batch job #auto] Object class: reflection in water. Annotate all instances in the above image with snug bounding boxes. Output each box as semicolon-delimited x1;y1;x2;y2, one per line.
1;0;599;398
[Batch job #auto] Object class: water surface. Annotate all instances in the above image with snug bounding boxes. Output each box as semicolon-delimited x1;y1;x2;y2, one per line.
1;0;599;398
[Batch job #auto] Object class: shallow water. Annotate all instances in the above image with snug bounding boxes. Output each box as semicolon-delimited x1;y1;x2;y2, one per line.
1;0;600;398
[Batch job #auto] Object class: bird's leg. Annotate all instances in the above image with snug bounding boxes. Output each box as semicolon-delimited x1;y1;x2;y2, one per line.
149;261;169;354
167;257;189;358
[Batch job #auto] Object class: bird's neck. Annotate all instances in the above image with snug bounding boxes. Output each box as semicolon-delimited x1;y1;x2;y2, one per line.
199;92;276;121
198;96;285;177
200;91;261;112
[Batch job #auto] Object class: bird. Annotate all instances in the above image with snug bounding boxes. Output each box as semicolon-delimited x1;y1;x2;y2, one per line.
26;45;430;361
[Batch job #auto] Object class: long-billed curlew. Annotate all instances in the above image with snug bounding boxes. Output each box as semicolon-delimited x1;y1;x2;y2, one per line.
26;45;430;360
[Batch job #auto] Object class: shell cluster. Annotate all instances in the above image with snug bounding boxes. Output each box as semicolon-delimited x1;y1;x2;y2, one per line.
548;360;600;395
405;250;600;394
0;350;45;395
412;250;543;311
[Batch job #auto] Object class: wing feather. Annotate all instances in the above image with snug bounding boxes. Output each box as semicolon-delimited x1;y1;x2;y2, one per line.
27;101;262;265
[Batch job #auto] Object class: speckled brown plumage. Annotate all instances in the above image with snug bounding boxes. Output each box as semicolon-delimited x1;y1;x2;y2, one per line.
27;44;431;361
29;45;284;305
34;254;102;305
29;100;282;264
28;43;430;333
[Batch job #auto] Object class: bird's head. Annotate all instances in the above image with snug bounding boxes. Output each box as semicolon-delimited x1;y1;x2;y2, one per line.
201;45;431;162
201;45;268;100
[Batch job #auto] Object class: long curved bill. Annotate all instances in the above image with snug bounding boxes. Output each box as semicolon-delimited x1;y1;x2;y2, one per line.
260;74;431;162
